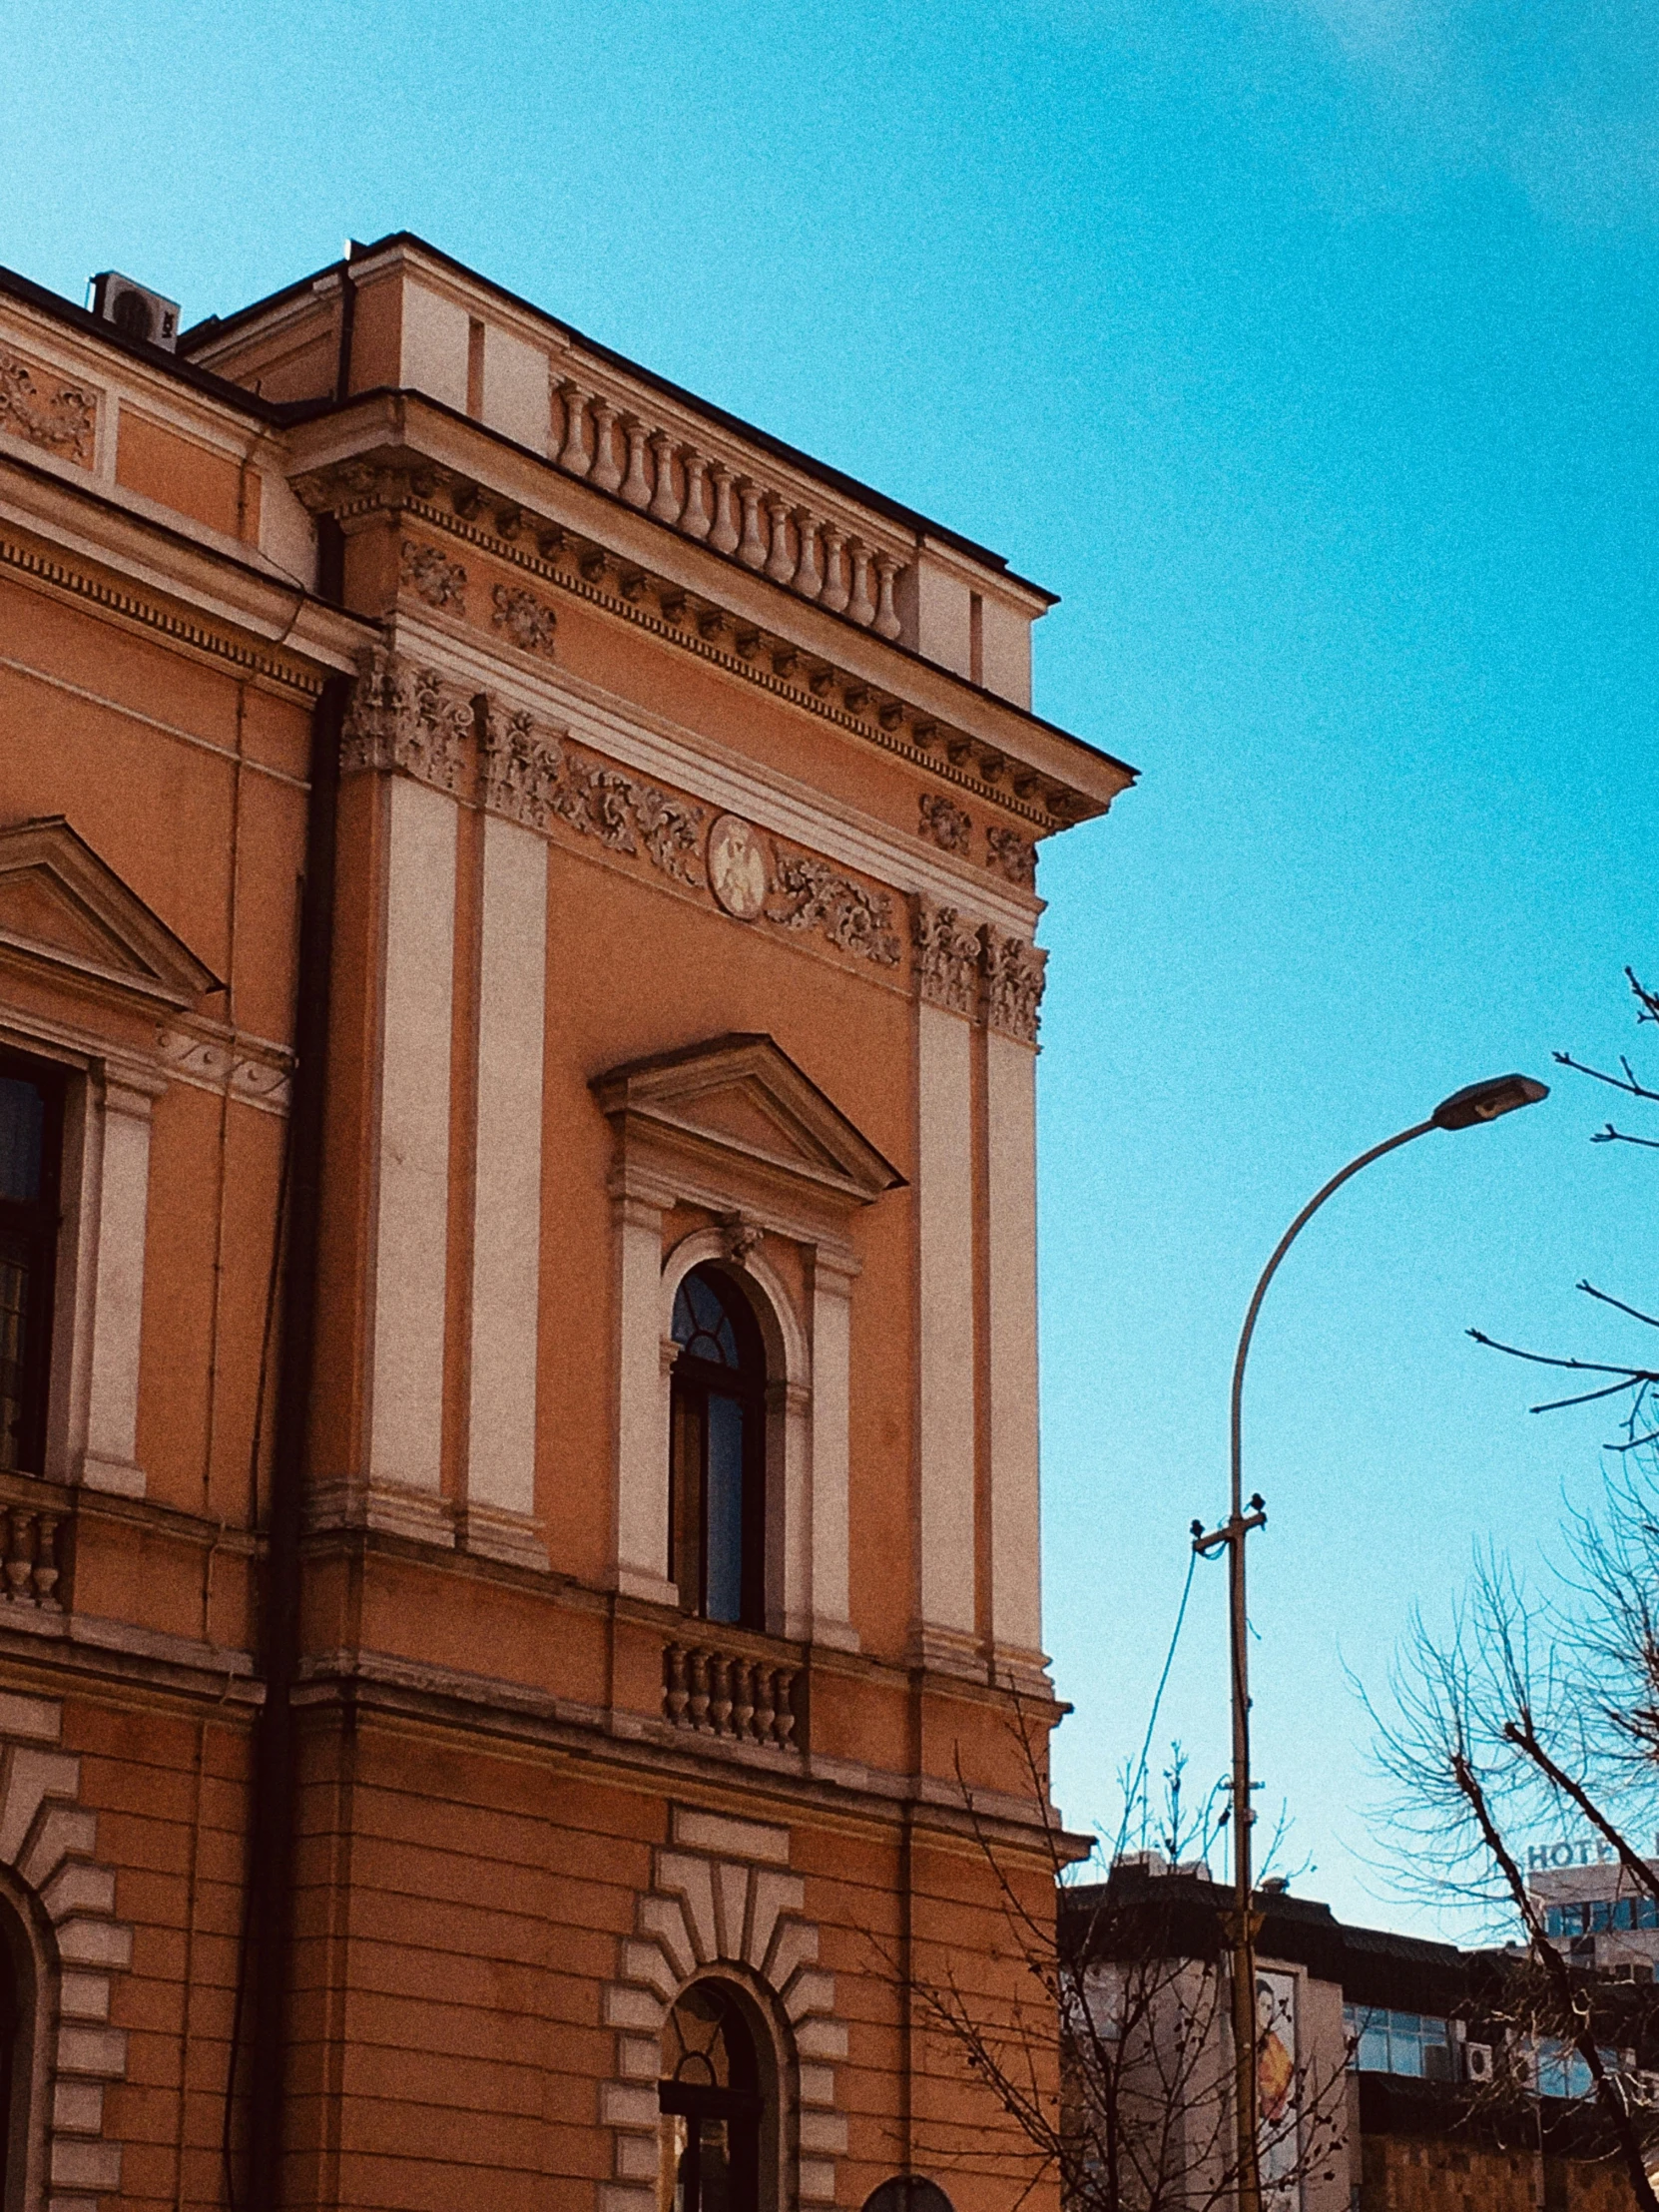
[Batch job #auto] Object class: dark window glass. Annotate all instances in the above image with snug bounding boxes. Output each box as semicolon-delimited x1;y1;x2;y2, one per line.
659;1982;762;2212
669;1267;766;1628
0;1056;64;1476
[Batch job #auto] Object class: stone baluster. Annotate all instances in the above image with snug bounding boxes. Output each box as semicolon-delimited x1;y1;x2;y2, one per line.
847;541;876;628
733;1659;756;1742
772;1668;797;1749
648;432;682;525
820;526;849;615
665;1643;690;1726
873;553;903;641
738;482;769;570
752;1664;776;1745
557;382;592;477
687;1645;712;1731
588;400;623;494
793;511;824;602
709;465;741;555
710;1653;734;1736
764;495;796;585
3;1512;33;1605
681;452;713;541
33;1513;61;1611
620;417;653;509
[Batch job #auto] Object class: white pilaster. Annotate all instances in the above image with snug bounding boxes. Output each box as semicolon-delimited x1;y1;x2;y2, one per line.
463;815;547;1566
365;775;456;1524
614;1193;677;1605
985;1029;1043;1664
808;1255;857;1649
76;1078;155;1498
915;1000;977;1650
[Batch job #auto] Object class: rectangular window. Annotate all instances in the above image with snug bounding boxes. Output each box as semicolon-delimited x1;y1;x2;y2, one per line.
1344;2004;1451;2078
0;1051;65;1475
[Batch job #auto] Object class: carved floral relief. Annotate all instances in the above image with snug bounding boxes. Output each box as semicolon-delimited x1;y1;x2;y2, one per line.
0;347;96;464
399;538;467;611
492;583;557;657
985;824;1037;890
911;895;983;1015
917;790;971;856
981;924;1047;1044
340;649;470;793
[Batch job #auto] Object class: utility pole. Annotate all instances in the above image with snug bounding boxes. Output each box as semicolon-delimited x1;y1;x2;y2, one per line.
1191;1073;1547;2212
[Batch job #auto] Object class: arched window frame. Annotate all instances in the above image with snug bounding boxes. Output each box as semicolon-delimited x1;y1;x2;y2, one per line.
661;1236;809;1642
593;1035;904;1652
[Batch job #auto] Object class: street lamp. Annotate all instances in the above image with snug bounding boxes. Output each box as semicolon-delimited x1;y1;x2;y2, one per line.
1191;1072;1548;2212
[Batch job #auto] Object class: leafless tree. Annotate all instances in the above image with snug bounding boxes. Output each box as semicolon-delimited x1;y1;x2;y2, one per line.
1470;968;1659;1440
1370;1539;1659;2210
889;1716;1350;2212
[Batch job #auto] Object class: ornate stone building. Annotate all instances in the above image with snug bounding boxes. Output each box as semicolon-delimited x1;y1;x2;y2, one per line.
0;236;1132;2212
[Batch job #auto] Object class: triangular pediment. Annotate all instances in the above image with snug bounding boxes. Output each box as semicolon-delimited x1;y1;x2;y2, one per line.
592;1033;905;1206
0;817;222;1011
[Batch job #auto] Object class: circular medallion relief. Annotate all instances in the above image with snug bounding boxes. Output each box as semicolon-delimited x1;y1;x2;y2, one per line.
707;814;770;920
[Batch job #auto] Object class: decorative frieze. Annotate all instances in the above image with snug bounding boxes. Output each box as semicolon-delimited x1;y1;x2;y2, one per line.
917;790;971;855
985;824;1037;890
345;652;905;968
0;347;96;464
399;537;467;611
768;854;901;968
480;704;565;830
911;895;982;1016
981;924;1047;1044
340;648;470;794
492;582;557;656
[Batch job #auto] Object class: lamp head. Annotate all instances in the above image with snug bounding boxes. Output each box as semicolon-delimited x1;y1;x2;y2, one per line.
1430;1074;1549;1132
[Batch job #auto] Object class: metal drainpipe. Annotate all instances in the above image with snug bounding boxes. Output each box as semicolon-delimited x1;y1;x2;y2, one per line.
244;671;346;2210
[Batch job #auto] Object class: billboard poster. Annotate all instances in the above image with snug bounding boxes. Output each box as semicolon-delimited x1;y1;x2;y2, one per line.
1256;1968;1301;2212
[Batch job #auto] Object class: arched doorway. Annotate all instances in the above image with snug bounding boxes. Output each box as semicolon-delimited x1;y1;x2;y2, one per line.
658;1980;764;2212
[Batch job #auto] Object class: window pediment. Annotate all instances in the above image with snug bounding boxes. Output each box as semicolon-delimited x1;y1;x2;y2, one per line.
0;817;221;1013
592;1032;904;1217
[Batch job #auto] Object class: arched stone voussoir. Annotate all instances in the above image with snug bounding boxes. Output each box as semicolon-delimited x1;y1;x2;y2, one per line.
603;1841;849;2205
0;1699;133;2206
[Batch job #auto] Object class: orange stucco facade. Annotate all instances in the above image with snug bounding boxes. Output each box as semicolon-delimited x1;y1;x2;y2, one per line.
0;237;1133;2212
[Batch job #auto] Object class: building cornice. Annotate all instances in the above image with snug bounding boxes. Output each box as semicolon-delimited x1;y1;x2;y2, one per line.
0;451;371;693
286;403;1134;828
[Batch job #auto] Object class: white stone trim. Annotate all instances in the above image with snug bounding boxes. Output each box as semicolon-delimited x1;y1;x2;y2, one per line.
461;813;547;1567
0;1017;167;1502
600;1824;846;2212
914;1002;976;1650
0;1693;133;2212
985;1029;1042;1665
364;774;456;1518
74;1076;153;1500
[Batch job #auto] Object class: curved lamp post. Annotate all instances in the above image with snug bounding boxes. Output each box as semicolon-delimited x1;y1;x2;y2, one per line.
1191;1072;1548;2212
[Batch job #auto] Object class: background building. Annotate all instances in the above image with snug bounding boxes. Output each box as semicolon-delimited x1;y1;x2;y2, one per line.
0;237;1132;2210
1060;1859;1652;2212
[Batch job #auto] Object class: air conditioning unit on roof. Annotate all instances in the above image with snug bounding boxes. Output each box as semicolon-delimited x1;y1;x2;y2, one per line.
91;272;180;352
1463;2041;1495;2084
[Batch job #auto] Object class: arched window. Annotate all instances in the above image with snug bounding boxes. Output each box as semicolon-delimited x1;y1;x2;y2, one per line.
669;1267;766;1629
658;1981;763;2212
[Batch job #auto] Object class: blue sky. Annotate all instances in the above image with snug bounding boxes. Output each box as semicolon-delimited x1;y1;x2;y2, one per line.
6;0;1655;1934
